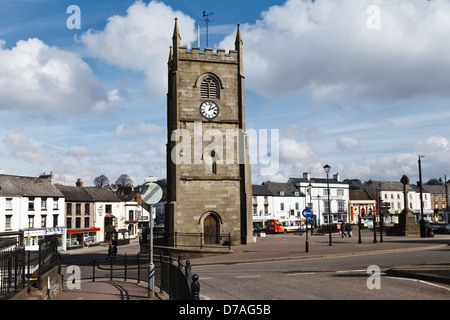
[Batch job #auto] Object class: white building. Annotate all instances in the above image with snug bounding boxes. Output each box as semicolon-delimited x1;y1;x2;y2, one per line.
0;173;66;251
252;184;275;230
363;180;433;223
289;172;350;226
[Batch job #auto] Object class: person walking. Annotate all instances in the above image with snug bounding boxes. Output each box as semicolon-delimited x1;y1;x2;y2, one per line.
346;223;353;238
112;244;117;259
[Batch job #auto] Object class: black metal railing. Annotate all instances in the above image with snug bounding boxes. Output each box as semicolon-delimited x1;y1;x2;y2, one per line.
61;253;200;300
1;235;61;300
0;246;26;300
150;230;231;250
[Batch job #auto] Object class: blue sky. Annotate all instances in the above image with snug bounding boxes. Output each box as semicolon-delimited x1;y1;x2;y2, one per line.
1;0;450;187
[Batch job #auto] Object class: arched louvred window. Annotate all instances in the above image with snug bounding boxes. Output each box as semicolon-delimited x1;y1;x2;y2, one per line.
201;76;220;99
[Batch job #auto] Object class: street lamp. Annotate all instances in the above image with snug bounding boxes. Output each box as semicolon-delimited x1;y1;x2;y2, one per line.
418;155;426;238
323;164;332;246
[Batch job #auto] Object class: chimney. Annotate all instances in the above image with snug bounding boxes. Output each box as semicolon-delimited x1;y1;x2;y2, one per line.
333;173;341;182
39;171;54;185
303;172;310;181
76;178;83;187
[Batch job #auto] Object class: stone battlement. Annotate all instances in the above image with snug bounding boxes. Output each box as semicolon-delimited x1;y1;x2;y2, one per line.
178;46;239;63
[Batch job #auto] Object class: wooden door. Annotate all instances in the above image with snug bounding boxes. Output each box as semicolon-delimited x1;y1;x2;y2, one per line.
204;215;218;244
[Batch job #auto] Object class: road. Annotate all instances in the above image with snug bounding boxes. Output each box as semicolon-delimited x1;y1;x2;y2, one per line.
194;247;450;300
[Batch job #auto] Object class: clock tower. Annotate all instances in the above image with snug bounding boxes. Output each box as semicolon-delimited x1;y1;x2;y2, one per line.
165;19;253;246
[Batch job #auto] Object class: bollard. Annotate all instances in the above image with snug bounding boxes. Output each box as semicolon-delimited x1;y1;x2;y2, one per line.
191;274;200;300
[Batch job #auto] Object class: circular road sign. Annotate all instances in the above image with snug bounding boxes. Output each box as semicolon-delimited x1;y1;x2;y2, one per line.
302;208;312;219
141;183;163;205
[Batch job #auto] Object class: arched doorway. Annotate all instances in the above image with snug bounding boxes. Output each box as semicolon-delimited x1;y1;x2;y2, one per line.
203;214;219;244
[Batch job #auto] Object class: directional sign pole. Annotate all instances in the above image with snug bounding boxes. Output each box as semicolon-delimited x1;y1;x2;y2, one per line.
305;218;309;253
141;180;162;299
302;209;312;253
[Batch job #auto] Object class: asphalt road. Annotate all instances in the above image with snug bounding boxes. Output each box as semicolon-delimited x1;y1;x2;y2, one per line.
194;247;450;300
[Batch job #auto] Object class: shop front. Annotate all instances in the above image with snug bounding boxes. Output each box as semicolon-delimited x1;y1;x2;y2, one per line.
67;228;100;249
23;227;66;251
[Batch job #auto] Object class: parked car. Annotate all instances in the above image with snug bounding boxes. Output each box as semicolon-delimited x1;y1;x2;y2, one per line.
427;222;450;234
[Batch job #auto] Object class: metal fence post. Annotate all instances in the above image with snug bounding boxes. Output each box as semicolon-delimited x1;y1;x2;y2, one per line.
184;260;191;280
92;258;96;282
200;232;203;249
124;253;127;281
110;257;113;281
137;253;140;284
191;274;200;300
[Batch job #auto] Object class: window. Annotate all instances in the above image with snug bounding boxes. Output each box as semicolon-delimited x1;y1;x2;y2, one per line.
6;198;12;210
76;203;81;215
84;217;90;228
295;202;299;211
76;217;81;229
106;205;112;214
53;215;58;227
53;198;59;210
41;198;47;210
338;201;345;212
337;189;344;196
67;217;72;229
28;215;34;228
85;203;90;215
5;215;12;230
28;198;35;211
67;203;72;215
280;203;284;211
41;215;47;228
324;201;330;213
253;206;257;216
323;189;329;196
200;76;219;99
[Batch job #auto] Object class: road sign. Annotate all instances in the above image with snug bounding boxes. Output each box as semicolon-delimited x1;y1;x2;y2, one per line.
141;183;162;205
302;208;312;218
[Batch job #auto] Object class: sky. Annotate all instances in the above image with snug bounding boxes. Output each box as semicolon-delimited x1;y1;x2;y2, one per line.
1;0;450;187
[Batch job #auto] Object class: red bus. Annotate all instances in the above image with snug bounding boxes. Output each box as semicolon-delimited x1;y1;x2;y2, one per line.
266;219;302;233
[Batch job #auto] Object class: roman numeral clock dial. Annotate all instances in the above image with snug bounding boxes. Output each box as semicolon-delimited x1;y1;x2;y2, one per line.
199;100;219;120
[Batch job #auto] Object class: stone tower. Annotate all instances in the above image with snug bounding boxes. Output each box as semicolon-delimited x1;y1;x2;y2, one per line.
165;19;253;246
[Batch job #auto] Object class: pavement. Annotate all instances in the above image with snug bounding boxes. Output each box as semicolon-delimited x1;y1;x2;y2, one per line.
49;229;450;300
189;229;450;285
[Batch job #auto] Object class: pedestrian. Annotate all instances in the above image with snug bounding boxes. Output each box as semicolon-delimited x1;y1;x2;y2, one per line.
112;244;117;259
346;223;352;238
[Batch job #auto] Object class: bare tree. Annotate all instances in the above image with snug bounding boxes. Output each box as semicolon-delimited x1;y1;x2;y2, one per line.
94;174;110;188
114;174;133;187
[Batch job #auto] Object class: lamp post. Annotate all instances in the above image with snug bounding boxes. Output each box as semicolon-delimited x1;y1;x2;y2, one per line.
418;155;426;238
324;164;332;246
439;175;447;222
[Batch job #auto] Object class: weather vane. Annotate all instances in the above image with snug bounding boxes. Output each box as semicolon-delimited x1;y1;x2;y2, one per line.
202;11;214;48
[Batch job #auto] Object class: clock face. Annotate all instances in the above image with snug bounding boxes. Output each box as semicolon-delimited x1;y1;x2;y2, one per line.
199;100;219;120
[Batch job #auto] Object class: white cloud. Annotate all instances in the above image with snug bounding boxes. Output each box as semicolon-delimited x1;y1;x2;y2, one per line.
115;122;165;137
337;136;361;151
0;38;109;114
219;0;450;103
68;146;90;157
80;0;197;98
2;129;53;165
